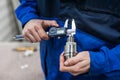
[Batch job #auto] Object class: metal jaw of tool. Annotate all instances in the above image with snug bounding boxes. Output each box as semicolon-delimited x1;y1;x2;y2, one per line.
64;19;77;60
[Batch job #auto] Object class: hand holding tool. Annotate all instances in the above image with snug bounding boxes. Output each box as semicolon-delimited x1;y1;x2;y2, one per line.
13;19;75;40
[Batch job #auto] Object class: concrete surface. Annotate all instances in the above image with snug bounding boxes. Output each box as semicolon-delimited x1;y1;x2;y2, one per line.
0;42;44;80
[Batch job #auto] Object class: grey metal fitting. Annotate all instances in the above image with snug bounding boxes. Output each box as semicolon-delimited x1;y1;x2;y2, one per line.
64;35;77;60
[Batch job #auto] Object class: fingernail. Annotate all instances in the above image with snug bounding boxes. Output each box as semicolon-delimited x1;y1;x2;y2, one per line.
64;61;68;65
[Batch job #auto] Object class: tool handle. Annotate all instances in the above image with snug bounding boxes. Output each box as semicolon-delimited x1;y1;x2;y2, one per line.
13;35;24;40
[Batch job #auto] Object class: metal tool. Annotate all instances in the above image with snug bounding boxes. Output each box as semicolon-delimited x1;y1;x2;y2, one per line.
48;19;68;37
13;19;75;40
64;19;77;60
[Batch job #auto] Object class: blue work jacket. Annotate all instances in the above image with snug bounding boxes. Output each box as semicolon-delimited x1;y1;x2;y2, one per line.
16;0;120;80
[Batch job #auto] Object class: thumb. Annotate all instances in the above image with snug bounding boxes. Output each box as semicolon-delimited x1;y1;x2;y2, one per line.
59;52;65;71
42;20;59;28
64;54;80;66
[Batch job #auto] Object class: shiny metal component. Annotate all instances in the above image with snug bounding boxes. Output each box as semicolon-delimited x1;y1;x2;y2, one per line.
71;19;76;35
64;19;69;28
64;19;77;60
64;35;77;60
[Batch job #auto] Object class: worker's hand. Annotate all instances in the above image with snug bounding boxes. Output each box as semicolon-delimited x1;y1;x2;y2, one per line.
22;19;59;42
60;51;90;76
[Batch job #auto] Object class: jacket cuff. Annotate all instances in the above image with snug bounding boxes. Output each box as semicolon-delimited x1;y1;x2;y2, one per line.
88;51;107;75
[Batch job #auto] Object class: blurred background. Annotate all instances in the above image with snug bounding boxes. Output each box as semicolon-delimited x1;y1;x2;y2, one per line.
0;0;44;80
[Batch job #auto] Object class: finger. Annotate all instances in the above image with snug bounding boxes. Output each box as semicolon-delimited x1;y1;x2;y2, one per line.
60;60;87;73
60;52;65;71
34;25;46;40
60;60;90;74
69;61;90;74
34;24;49;40
72;64;90;75
64;54;82;66
60;64;85;73
42;20;59;29
24;36;32;42
70;65;89;76
25;32;36;42
37;27;49;40
28;27;41;42
81;64;90;73
60;65;77;73
78;60;90;69
60;53;79;72
60;54;76;72
69;72;80;76
60;52;65;63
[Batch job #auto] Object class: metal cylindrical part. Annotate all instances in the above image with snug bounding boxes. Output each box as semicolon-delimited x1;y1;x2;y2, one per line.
64;36;77;60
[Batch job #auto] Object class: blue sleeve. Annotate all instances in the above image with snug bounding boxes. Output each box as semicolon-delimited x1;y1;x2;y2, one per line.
15;0;40;27
89;44;120;75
